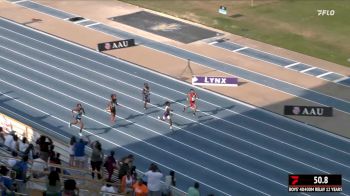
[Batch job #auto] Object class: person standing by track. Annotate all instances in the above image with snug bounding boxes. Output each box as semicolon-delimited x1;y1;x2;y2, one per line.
69;103;85;136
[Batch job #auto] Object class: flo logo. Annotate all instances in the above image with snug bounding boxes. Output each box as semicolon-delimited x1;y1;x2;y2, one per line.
317;10;335;16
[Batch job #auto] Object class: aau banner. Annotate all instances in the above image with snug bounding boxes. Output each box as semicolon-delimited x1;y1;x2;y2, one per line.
284;106;333;117
97;39;135;52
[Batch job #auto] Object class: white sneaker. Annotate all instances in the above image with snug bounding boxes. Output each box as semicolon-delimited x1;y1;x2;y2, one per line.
157;116;160;120
68;122;71;128
79;132;82;137
170;126;173;130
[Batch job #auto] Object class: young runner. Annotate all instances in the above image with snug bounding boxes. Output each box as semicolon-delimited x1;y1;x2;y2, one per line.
69;103;86;136
142;83;150;110
183;89;198;116
158;101;173;130
106;94;118;123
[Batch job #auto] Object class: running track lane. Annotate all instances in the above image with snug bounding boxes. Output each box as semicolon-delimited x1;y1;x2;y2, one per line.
0;18;349;196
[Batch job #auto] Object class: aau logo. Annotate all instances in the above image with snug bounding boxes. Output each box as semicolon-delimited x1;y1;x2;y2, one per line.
285;106;332;117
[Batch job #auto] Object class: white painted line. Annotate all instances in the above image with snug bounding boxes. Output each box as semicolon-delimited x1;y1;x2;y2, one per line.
316;71;333;78
85;22;100;27
12;0;29;3
0;94;228;196
233;46;248;52
334;76;349;83
0;74;269;196
74;19;89;24
208;41;218;45
284;62;300;68
300;67;316;73
2;36;350;172
3;19;350;150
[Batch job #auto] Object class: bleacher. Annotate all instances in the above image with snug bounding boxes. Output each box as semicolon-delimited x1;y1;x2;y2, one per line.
0;124;186;196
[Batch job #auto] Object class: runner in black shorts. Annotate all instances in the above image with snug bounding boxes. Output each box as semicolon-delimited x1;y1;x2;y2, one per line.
142;83;150;110
69;103;86;136
107;94;118;123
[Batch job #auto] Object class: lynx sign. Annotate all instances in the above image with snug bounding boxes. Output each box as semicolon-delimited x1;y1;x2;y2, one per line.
284;106;333;117
97;39;135;52
192;76;238;87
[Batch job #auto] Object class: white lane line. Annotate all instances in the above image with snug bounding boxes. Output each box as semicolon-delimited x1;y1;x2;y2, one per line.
74;19;89;24
2;46;350;182
284;62;300;68
316;72;333;78
208;41;218;45
300;67;316;73
12;0;29;4
0;94;229;196
4;38;350;170
2;28;350;157
233;46;248;52
0;78;268;196
85;22;100;27
0;51;293;187
0;53;294;174
334;76;349;83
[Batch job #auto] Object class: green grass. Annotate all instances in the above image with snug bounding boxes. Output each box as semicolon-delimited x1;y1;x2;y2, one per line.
119;0;350;67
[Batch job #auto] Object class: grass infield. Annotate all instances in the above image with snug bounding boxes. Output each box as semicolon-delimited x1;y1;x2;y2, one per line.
120;0;350;67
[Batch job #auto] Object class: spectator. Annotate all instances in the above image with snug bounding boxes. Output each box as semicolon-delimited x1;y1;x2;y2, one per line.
36;135;53;162
121;170;134;194
133;178;148;196
23;143;36;160
118;154;133;181
144;163;163;196
68;136;76;167
45;170;62;196
90;141;103;179
100;181;116;196
63;179;79;196
187;182;200;196
130;165;137;181
9;134;19;152
18;137;29;153
162;170;176;196
7;151;18;168
32;156;48;179
12;155;29;193
0;127;5;146
73;137;89;168
104;151;117;182
50;152;62;173
0;165;15;195
4;132;14;150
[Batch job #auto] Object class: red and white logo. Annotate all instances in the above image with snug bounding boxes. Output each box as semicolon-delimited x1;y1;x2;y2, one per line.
104;42;111;50
292;107;300;115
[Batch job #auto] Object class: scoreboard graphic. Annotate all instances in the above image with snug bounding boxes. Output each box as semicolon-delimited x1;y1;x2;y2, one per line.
288;174;342;192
